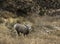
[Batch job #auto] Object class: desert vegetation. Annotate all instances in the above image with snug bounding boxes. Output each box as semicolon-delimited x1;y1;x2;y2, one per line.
0;0;60;44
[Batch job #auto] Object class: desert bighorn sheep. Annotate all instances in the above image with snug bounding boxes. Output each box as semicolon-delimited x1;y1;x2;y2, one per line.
14;23;32;35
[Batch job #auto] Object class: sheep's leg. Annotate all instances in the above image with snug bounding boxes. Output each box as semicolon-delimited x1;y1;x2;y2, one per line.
16;31;20;36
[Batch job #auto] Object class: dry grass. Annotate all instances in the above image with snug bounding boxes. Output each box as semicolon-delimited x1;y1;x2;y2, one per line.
0;32;60;44
0;15;60;44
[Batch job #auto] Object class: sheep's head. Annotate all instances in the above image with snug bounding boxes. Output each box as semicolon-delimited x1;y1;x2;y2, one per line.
25;24;31;30
23;22;33;31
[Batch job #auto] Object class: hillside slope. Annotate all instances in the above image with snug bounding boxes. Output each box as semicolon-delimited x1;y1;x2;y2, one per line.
0;0;60;44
